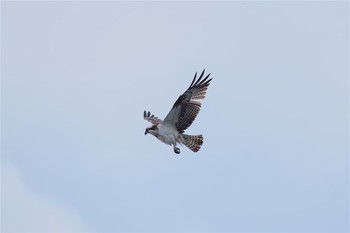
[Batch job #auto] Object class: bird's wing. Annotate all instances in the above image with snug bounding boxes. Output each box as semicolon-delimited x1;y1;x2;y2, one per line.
163;69;212;133
143;111;163;125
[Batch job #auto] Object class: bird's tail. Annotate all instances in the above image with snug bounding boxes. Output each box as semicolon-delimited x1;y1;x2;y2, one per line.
181;134;203;152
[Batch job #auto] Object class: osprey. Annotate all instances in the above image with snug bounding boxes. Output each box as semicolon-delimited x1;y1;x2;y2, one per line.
144;69;212;154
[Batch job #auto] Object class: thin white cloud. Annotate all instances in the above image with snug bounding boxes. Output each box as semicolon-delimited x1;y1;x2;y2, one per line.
1;163;87;233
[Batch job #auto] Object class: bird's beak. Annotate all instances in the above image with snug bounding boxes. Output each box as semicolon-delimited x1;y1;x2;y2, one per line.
144;130;148;135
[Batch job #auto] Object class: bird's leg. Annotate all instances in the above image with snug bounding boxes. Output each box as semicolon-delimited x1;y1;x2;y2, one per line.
173;145;180;154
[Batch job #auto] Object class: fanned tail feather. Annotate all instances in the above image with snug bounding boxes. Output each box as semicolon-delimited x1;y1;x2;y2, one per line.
182;134;203;152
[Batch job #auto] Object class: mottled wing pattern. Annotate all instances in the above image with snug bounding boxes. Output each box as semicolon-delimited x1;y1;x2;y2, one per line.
163;69;212;133
143;110;163;125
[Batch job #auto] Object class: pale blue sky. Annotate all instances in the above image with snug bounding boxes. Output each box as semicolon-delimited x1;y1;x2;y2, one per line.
1;1;349;233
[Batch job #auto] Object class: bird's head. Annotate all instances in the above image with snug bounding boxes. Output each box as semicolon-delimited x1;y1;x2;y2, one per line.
145;124;158;136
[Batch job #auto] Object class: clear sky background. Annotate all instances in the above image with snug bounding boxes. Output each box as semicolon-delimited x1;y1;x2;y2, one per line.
1;1;349;233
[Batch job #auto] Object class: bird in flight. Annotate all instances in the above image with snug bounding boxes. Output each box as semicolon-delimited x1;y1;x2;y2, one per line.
143;69;212;154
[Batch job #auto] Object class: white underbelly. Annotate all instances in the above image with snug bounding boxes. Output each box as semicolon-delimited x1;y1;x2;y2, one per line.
157;124;178;145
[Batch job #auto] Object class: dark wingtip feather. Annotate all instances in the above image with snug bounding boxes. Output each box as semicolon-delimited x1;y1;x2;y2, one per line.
189;72;197;88
201;72;212;84
188;69;212;89
194;69;205;86
207;78;212;85
199;69;205;79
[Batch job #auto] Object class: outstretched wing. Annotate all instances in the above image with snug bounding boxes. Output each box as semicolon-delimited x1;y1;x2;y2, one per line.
163;69;212;133
143;110;163;125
